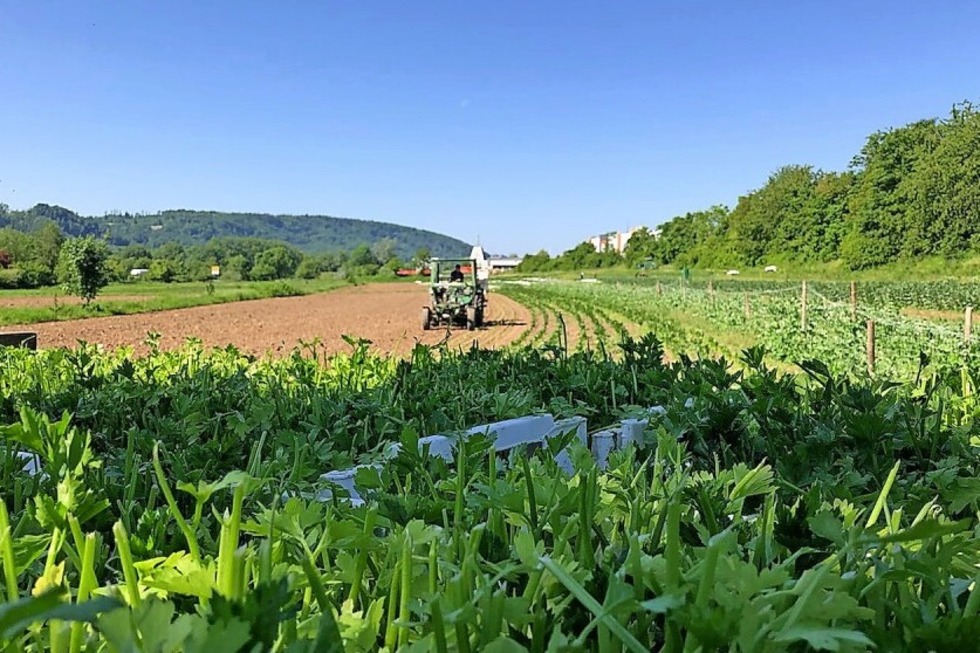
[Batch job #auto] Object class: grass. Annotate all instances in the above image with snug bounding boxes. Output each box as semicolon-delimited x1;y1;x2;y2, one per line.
0;276;348;327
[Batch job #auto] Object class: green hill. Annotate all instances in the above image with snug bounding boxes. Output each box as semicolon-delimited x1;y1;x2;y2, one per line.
0;204;471;259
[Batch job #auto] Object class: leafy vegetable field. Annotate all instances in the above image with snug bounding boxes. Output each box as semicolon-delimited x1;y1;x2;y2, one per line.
498;280;980;379
607;276;980;313
1;329;979;651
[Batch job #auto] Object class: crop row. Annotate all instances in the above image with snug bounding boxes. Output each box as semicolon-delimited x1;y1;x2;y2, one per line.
500;280;980;379
501;286;632;356
502;287;623;355
1;331;979;649
614;276;980;312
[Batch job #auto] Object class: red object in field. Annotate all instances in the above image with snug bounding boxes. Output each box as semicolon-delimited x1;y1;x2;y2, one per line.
395;268;431;277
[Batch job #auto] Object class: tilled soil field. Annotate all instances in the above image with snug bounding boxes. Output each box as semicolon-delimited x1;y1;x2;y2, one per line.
3;283;533;357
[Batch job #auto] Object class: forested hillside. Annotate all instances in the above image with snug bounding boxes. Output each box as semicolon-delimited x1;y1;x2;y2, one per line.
0;205;470;259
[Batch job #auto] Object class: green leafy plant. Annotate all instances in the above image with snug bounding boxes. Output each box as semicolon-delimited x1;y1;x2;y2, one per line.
56;235;110;306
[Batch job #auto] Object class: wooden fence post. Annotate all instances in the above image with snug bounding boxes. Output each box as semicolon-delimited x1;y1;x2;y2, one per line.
801;281;808;331
743;291;750;319
850;281;857;321
966;307;973;342
656;281;662;297
866;320;875;376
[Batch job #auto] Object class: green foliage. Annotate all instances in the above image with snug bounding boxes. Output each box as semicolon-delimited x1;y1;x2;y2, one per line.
0;220;64;288
622;227;658;266
294;256;322;279
148;258;184;283
503;277;980;381
56;236;110;305
0;204;465;287
102;238;347;284
412;246;431;268
346;244;378;268
516;242;624;274
370;237;398;265
0;278;345;328
658;205;731;267
637;101;980;272
249;245;303;281
14;262;57;288
562;241;604;269
0;334;978;650
724;166;849;265
515;249;552;273
842;118;941;268
904;101;980;257
0;205;470;259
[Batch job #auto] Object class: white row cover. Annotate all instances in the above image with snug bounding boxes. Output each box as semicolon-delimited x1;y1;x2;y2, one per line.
316;403;682;506
10;400;692;507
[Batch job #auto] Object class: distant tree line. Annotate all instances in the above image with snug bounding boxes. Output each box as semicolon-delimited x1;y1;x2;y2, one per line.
520;100;980;272
517;242;625;273
0;207;427;290
0;204;469;260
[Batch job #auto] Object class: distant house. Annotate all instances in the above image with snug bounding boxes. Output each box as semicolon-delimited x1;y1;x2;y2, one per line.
488;257;523;273
588;226;659;254
469;246;522;275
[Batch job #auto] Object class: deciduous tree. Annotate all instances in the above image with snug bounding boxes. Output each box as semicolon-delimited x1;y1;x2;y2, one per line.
57;236;110;305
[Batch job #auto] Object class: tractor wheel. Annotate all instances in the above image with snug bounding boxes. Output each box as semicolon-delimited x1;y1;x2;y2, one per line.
422;307;431;330
466;307;477;331
475;307;485;327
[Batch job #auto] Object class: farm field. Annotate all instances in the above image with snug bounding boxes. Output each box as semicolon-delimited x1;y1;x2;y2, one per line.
0;278;348;328
527;271;980;314
2;284;535;357
496;278;980;379
1;276;979;651
3;283;631;357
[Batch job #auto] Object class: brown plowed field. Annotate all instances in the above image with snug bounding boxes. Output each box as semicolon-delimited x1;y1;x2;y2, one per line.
4;283;532;357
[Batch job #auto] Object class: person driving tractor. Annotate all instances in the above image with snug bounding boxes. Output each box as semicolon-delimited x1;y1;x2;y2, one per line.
450;264;464;282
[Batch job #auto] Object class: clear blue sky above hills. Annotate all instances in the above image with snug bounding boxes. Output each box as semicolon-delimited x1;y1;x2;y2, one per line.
2;1;978;255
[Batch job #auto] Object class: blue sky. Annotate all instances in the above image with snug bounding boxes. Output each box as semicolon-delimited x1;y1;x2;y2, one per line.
1;2;978;255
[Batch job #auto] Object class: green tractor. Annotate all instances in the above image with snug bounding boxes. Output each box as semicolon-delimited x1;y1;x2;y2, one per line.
422;258;487;331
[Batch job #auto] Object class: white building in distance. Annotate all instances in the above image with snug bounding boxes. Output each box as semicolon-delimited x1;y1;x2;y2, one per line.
470;245;522;274
588;226;659;254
